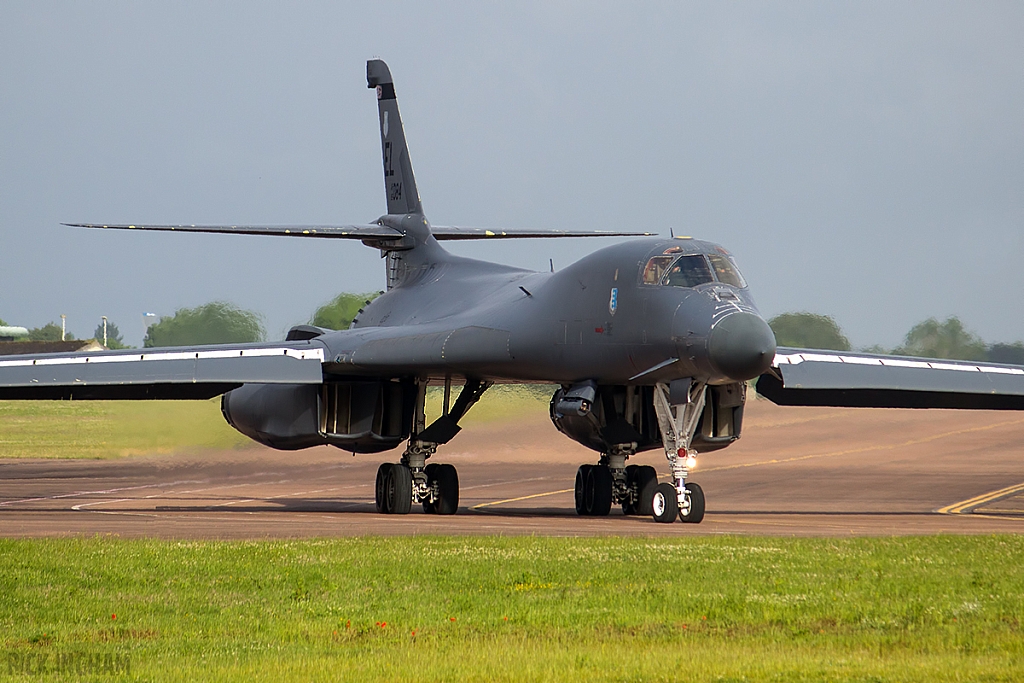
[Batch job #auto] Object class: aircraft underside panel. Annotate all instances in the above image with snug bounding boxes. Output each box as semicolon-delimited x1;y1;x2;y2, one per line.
758;348;1024;409
549;383;746;455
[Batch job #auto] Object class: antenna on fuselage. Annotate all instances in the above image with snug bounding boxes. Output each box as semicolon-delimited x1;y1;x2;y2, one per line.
549;258;554;273
670;227;675;238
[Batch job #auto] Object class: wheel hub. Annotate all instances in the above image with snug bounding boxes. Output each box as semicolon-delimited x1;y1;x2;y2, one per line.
652;491;666;517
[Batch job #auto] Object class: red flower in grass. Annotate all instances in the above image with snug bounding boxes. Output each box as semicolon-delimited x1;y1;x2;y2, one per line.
449;617;456;622
111;614;116;620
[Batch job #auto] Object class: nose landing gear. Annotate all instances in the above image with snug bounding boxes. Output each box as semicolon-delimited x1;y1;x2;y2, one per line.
651;379;707;524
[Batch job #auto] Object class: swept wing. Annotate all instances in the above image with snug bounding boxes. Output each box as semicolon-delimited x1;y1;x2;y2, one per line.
757;347;1024;410
0;341;326;400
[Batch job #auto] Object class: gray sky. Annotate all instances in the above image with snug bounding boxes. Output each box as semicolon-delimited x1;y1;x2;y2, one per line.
2;2;1022;348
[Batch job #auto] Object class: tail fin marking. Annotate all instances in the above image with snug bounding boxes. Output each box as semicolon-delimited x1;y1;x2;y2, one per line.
367;60;421;216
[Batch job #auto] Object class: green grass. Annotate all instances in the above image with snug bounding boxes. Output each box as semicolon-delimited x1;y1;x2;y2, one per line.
425;384;551;424
0;400;249;459
2;536;1023;681
0;386;552;460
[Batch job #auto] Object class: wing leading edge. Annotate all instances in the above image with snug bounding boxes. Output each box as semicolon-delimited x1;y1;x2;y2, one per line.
0;341;326;400
757;347;1024;410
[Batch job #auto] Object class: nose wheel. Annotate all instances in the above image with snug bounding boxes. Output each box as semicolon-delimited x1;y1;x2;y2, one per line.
678;481;705;523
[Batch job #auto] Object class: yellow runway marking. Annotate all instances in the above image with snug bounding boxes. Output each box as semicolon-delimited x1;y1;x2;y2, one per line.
471;488;573;510
473;417;1024;511
938;481;1024;515
701;417;1024;474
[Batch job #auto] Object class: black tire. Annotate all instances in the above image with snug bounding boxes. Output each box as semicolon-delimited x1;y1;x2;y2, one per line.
574;464;593;516
432;464;459;515
374;462;390;513
634;466;658;517
652;482;678;523
382;463;412;514
679;481;705;524
622;465;638;515
585;465;613;516
422;463;438;513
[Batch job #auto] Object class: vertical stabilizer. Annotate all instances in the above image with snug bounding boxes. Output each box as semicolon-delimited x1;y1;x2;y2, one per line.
367;60;422;216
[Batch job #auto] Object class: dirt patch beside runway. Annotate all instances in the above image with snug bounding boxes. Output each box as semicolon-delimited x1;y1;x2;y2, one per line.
2;398;1024;537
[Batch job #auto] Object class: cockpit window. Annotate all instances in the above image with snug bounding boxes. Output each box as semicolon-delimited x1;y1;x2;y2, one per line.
707;254;747;288
641;255;675;285
641;251;747;288
663;255;715;288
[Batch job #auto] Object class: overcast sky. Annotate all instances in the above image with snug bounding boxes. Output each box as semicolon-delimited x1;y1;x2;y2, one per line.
2;2;1022;348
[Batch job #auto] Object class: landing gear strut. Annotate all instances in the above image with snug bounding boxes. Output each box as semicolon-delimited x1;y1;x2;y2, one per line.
374;376;491;515
651;379;707;524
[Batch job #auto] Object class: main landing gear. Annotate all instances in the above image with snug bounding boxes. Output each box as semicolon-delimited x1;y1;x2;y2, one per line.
374;377;490;515
574;447;659;518
573;379;708;524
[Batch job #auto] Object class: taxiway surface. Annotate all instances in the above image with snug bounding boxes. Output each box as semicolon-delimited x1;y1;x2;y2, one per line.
2;400;1023;538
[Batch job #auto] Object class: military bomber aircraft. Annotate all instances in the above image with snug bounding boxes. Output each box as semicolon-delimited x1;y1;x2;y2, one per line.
4;60;1024;523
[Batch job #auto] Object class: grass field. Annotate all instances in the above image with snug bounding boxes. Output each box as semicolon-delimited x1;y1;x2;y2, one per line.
0;386;552;459
2;535;1022;681
0;400;249;459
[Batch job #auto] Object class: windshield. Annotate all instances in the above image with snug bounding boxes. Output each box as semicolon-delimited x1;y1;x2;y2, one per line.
641;255;675;285
641;252;748;288
663;255;715;287
707;254;747;288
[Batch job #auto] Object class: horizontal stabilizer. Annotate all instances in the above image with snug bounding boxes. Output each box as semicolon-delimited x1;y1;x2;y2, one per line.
65;223;402;240
757;347;1024;409
431;226;656;240
67;223;654;241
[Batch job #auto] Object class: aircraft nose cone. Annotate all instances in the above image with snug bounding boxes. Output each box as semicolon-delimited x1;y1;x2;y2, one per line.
708;312;777;381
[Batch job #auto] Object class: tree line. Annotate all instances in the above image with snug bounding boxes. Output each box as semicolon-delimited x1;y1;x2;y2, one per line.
0;292;379;349
769;312;1024;365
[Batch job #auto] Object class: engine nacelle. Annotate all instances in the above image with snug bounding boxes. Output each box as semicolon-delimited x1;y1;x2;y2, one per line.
221;379;415;453
549;382;746;455
550;384;662;454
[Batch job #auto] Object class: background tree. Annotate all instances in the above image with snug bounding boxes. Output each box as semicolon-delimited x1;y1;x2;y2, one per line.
894;317;987;361
310;292;380;330
93;321;128;349
767;312;850;351
28;322;73;341
144;302;264;347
